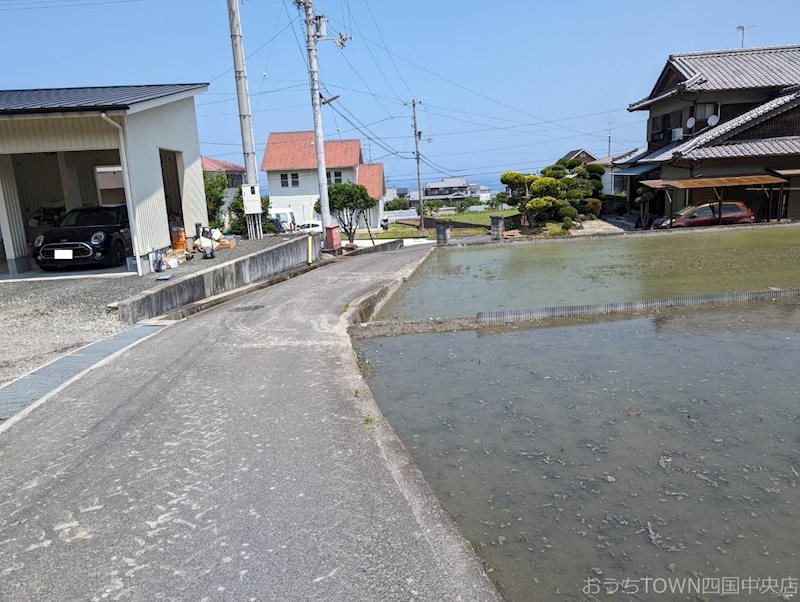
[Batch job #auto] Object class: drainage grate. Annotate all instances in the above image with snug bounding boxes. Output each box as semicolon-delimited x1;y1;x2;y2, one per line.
0;325;162;424
229;305;265;312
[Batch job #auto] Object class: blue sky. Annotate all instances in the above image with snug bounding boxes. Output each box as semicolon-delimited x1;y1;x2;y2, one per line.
2;0;799;191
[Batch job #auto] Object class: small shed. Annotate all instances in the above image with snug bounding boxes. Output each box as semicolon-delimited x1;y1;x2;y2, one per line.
0;84;209;275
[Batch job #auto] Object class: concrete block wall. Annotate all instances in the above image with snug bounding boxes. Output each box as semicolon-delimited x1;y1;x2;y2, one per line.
116;235;319;323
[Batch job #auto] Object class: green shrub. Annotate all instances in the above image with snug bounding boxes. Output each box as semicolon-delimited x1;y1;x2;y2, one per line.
584;163;606;176
564;158;583;169
547;223;568;236
562;216;573;230
384;198;409;211
540;164;567;179
584;198;603;216
530;177;560;198
585;213;597;220
559;206;579;220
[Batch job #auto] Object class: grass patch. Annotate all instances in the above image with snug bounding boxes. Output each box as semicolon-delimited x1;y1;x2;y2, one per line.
362;415;378;426
432;209;519;226
354;224;426;240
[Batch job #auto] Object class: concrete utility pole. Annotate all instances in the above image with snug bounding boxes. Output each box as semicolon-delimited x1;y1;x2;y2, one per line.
412;99;425;230
227;0;262;239
295;0;350;233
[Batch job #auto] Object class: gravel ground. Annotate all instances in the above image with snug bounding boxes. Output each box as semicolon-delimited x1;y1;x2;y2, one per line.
0;236;293;387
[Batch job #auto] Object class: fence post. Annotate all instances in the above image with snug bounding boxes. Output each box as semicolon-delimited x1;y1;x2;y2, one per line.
491;215;505;240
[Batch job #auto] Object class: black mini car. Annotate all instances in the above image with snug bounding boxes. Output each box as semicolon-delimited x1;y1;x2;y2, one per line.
32;204;133;271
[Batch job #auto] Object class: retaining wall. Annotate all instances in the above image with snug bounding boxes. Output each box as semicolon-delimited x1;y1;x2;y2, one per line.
115;235;320;323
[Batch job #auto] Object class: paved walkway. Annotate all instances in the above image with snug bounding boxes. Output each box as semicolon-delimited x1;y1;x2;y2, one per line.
0;247;499;602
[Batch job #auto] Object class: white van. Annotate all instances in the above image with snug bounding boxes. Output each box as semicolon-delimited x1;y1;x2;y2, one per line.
270;207;297;232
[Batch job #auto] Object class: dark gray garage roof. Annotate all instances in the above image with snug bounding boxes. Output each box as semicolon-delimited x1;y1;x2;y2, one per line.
0;84;208;115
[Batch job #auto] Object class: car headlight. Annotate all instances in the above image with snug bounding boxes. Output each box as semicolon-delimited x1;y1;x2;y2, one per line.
90;231;106;245
34;234;45;248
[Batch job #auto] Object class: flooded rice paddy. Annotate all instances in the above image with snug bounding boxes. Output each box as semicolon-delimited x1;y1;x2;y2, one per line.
378;227;800;320
357;301;800;601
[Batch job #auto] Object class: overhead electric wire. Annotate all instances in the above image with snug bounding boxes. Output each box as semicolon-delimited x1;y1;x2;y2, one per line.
340;0;404;103
361;0;414;98
0;0;140;10
208;15;299;83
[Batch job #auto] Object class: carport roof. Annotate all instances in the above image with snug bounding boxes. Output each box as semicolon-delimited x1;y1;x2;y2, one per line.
640;174;786;190
0;84;208;116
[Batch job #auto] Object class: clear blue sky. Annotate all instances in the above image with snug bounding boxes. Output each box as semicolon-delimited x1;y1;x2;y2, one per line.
2;0;799;191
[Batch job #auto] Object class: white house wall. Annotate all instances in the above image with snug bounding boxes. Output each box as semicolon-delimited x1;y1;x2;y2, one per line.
122;98;207;254
0;116;119;154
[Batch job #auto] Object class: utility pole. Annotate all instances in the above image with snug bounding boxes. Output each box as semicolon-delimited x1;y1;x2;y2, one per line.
412;99;425;230
295;0;349;235
227;0;262;240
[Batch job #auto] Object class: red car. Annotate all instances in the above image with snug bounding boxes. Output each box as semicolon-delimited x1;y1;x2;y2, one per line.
653;201;755;228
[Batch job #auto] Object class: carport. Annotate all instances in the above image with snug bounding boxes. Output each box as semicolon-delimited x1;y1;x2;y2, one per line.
0;84;209;275
640;174;787;226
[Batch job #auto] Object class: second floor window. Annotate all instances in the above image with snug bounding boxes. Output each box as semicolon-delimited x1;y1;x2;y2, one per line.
694;102;717;126
280;173;289;188
291;173;300;187
333;171;342;184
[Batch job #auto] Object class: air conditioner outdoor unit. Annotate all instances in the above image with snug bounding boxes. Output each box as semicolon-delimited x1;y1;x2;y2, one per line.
672;127;685;141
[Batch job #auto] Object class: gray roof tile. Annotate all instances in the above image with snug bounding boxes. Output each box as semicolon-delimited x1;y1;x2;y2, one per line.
0;84;207;115
635;86;800;162
629;45;800;110
683;136;800;159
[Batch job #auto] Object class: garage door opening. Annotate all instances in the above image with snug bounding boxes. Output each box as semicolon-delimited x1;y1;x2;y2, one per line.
159;149;183;228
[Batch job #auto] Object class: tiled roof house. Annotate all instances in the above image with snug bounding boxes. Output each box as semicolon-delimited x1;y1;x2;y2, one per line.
626;45;800;220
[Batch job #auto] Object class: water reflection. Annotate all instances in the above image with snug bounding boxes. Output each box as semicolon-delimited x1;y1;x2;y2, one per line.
379;228;800;320
357;302;800;601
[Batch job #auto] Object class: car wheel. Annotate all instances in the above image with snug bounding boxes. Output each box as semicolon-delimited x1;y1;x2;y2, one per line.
108;241;125;267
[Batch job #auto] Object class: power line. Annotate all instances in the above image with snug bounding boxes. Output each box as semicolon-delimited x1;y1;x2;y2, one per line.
361;0;414;98
0;0;140;10
339;0;404;102
209;15;299;83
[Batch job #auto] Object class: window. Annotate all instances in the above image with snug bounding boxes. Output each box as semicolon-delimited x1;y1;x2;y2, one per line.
722;203;741;214
227;173;243;188
334;171;342;184
291;173;299;187
280;173;289;188
694;102;717;125
694;206;713;217
326;171;331;185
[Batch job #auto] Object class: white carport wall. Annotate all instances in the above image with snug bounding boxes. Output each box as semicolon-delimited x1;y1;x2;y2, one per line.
0;84;209;276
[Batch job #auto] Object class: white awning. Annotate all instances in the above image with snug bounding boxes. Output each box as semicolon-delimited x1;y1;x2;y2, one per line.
610;164;659;177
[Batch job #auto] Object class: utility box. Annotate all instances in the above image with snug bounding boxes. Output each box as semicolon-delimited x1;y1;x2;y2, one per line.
325;224;342;251
242;184;262;215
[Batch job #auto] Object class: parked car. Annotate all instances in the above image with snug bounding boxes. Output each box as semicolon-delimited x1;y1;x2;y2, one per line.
32;204;132;271
652;201;755;229
297;222;322;233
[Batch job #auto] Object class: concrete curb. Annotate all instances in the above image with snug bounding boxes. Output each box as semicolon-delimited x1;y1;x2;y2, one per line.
346;238;405;256
154;257;336;322
335;247;502;602
476;288;800;325
111;235;319;324
444;220;800;249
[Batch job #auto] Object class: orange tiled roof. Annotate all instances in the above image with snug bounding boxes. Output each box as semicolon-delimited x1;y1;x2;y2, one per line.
261;131;362;170
357;163;385;199
202;156;245;173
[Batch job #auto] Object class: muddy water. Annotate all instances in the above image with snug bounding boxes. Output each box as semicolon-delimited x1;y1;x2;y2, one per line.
378;228;800;320
357;302;800;601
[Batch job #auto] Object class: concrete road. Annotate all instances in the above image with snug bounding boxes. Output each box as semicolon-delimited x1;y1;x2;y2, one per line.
0;246;499;602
